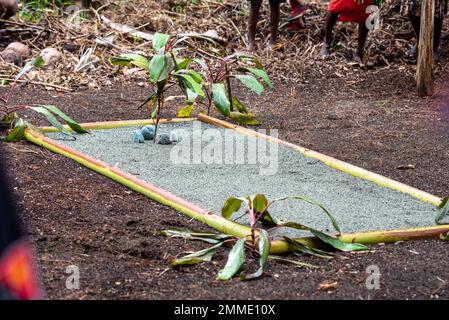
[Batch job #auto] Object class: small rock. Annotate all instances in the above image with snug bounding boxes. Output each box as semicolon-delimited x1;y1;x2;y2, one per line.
0;42;31;66
169;130;179;143
132;130;144;143
5;42;31;58
157;133;172;145
140;125;155;140
40;48;62;67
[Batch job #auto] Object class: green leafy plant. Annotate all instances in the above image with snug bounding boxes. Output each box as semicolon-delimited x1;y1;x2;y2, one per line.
19;0;75;23
110;33;272;129
162;194;368;281
0;57;88;142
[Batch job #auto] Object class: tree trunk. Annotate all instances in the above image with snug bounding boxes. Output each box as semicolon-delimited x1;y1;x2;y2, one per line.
416;0;435;96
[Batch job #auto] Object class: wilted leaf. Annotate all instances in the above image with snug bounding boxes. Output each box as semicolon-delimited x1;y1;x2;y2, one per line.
5;118;26;142
221;197;243;220
40;105;88;134
29;106;72;137
283;237;334;259
233;74;264;95
268;255;318;269
171;242;223;266
310;230;368;252
240;229;270;280
231;96;249;114
212;83;230;116
178;105;194;118
216;238;246;280
161;228;231;244
435;197;449;225
228;112;260;125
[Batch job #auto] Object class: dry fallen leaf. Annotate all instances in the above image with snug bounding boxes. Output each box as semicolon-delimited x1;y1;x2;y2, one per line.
319;281;338;290
396;164;416;170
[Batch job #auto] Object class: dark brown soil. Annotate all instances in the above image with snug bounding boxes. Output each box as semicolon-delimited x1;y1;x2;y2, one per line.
2;63;449;300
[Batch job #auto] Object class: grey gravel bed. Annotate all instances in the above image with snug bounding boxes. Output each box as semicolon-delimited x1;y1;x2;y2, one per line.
48;121;438;236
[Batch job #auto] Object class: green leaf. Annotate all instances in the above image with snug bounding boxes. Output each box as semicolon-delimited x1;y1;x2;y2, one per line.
176;74;205;98
435;197;449;225
253;194;269;214
221;197;243;220
233;74;264;95
161;228;231;244
231;96;249;114
158;54;175;83
148;54;166;84
175;58;192;70
439;232;449;241
241;229;270;280
178;105;194;118
310;230;369;252
228;112;261;125
110;54;149;69
212;83;230;116
268;255;319;269
283;237;334;259
16;56;44;80
216;238;246;280
153;33;170;51
171;242;223;266
5;118;27;142
239;67;272;88
29;106;73;137
40;105;88;134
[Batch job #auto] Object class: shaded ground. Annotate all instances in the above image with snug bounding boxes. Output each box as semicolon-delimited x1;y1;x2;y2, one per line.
1;63;449;299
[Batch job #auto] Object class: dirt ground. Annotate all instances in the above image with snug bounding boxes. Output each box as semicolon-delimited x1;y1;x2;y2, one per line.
1;57;449;299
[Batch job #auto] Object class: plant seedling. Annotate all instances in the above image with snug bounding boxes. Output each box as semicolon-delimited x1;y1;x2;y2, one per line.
162;193;368;281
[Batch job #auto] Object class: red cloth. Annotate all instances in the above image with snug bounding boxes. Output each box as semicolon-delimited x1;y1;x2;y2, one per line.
329;0;373;23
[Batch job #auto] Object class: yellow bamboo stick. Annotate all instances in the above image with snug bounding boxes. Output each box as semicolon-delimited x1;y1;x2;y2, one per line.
40;118;196;133
197;114;443;207
25;119;449;255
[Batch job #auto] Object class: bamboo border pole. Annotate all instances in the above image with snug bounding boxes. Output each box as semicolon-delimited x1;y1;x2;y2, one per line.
39;118;196;133
24;118;449;254
197;114;443;207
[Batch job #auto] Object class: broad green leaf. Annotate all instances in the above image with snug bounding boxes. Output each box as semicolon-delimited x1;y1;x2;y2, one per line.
268;255;319;269
153;33;170;51
233;74;264;95
171;242;223;266
148;54;166;83
161;228;231;244
239;67;272;88
283;237;334;259
110;54;149;69
310;230;369;252
229;112;261;125
221;197;243;220
435;197;449;225
253;194;269;214
175;58;192;70
231;96;249;114
41;105;88;134
29;106;72;137
176;74;205;98
5;118;26;142
158;54;175;83
217;238;246;280
16;56;44;80
212;83;230;116
241;229;270;280
178;105;194;118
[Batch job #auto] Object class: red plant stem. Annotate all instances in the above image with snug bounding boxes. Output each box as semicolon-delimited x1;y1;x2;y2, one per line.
5;82;17;105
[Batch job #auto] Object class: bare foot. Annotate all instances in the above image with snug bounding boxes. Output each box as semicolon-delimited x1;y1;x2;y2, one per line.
320;43;331;59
